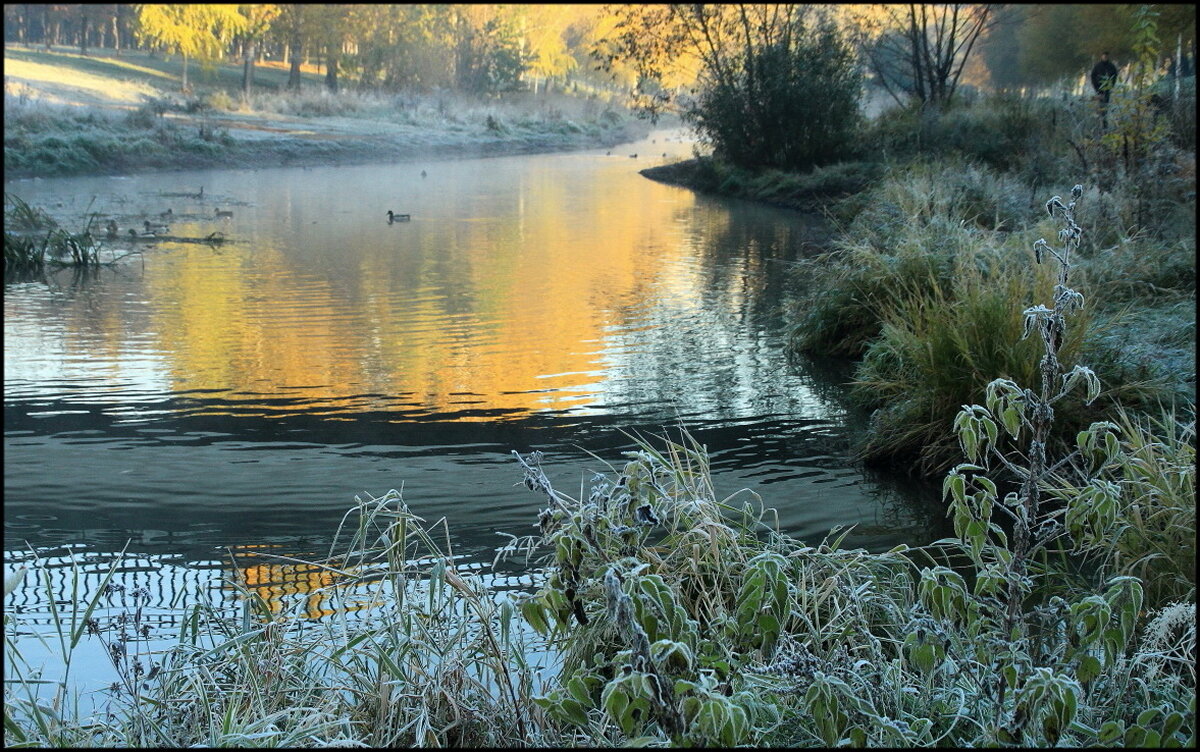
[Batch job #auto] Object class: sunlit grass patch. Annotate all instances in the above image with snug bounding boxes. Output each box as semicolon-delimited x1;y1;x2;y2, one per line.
4;52;167;106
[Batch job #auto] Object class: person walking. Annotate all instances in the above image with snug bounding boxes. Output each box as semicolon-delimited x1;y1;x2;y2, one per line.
1090;51;1119;105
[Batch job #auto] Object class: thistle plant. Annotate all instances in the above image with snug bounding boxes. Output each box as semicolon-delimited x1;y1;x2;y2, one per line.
938;184;1195;745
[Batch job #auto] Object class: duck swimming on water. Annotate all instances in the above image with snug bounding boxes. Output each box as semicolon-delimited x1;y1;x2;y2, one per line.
215;208;233;218
145;220;170;234
387;211;411;223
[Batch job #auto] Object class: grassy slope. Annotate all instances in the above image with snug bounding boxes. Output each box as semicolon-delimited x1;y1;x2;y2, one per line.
4;45;650;178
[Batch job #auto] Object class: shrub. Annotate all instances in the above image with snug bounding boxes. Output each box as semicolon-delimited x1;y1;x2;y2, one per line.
686;14;862;170
205;90;236;112
859;94;1078;182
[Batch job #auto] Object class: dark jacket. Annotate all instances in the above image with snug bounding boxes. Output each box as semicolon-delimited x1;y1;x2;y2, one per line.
1091;58;1118;93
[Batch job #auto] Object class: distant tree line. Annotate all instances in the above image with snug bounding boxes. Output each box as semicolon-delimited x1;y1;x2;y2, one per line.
1;3;643;96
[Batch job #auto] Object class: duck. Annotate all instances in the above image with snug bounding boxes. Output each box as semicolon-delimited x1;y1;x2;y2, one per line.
158;208;174;219
214;208;234;218
144;220;170;234
129;228;155;239
421;170;427;178
105;220;119;239
629;153;638;158
387;211;411;223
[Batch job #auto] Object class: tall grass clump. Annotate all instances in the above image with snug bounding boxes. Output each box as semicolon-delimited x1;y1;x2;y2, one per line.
3;194;113;272
4;492;547;747
789;162;1179;473
789;160;1033;360
1045;406;1195;609
850;258;1092;474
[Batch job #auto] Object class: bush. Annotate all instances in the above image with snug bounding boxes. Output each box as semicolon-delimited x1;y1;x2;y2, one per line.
859;94;1077;181
686;14;861;170
205;90;236;112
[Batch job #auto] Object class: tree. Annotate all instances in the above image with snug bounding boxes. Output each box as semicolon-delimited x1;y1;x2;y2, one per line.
236;4;280;100
270;4;318;90
451;5;531;94
517;5;588;94
599;5;862;170
854;4;994;108
135;4;247;92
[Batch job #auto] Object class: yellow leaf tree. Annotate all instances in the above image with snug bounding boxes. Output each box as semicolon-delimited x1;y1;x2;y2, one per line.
135;4;248;92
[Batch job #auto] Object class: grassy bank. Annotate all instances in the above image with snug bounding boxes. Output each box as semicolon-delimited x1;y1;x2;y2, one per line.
644;89;1195;476
4;46;651;178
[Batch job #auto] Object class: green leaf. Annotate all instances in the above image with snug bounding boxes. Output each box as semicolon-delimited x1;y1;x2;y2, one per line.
1137;708;1163;728
520;599;551;637
1098;720;1125;744
567;676;593;706
1162;712;1184;739
982;417;998;451
1075;654;1102;684
559;697;589;727
912;643;937;674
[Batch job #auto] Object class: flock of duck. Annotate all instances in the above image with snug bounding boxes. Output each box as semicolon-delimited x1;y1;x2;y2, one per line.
103;206;235;239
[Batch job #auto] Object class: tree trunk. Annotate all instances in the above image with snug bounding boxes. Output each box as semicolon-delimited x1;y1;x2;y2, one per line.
288;39;302;90
79;12;89;55
242;39;257;98
325;50;339;93
182;51;190;92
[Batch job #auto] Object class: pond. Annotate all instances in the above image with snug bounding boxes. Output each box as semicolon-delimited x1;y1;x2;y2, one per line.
4;130;945;694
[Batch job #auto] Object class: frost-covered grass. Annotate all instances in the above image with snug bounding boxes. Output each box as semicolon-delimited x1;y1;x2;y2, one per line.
784;145;1193;474
6;422;1194;746
3;86;642;178
3;45;644;178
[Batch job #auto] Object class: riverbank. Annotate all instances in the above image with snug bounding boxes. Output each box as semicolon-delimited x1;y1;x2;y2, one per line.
640;93;1196;476
640;156;882;214
4;45;654;179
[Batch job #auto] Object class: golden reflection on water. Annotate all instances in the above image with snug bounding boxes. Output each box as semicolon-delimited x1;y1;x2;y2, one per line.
229;547;366;620
140;163;717;420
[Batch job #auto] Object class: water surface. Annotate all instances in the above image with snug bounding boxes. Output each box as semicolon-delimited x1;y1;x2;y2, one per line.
4;132;944;691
